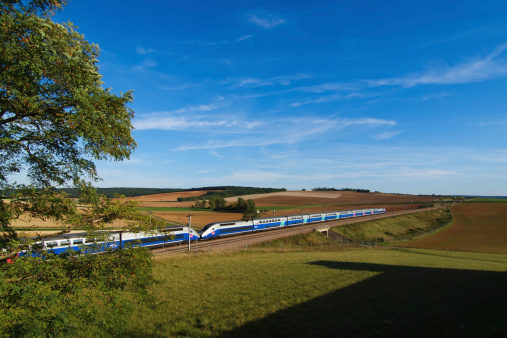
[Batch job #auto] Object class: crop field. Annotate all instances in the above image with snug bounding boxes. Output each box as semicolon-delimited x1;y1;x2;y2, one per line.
134;190;440;229
109;249;507;337
395;203;507;254
8;190;440;235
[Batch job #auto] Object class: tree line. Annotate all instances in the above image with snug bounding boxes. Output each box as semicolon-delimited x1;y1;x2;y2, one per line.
178;186;286;202
313;187;371;193
193;197;258;220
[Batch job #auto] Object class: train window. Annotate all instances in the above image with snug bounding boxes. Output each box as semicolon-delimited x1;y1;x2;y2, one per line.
60;240;70;246
73;239;83;245
46;242;58;248
220;223;235;227
86;238;96;243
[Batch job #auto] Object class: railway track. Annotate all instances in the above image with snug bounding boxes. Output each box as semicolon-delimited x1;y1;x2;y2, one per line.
152;206;441;256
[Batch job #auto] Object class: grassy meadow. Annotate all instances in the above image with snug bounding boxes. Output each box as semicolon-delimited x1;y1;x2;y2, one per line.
112;249;507;337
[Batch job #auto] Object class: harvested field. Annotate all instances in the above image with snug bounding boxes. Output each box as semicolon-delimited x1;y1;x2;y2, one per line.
11;190;442;233
133;191;440;229
395;203;507;254
226;190;438;206
127;190;211;207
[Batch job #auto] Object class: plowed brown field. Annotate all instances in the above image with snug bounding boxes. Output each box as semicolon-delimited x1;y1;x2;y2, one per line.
395;203;507;254
135;190;440;229
10;190;442;233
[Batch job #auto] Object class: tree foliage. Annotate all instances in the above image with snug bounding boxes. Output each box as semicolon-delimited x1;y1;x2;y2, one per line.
0;1;162;335
0;0;136;187
241;199;257;221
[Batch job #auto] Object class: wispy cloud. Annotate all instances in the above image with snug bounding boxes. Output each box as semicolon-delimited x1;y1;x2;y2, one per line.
390;168;458;179
225;74;312;88
142;58;157;67
136;46;157;55
237;34;255;42
187;34;255;46
248;13;286;29
366;43;507;87
174;116;397;150
372;131;401;140
135;116;237;131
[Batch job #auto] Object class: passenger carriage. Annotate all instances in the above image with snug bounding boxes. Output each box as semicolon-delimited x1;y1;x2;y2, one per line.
20;226;199;256
286;215;306;226
253;216;286;231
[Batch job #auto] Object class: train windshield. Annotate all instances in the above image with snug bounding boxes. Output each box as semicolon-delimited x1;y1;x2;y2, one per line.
199;223;216;234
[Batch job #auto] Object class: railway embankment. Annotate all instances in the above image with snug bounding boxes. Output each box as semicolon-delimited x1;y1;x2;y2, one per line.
331;207;452;244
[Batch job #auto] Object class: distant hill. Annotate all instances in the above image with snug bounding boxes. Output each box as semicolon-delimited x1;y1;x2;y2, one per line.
57;188;185;198
56;186;286;199
176;186;287;201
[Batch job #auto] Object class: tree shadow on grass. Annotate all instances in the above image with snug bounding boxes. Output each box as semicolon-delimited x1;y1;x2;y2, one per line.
222;261;507;337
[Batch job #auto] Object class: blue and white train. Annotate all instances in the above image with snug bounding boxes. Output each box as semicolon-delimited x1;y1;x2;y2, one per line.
15;207;386;257
198;208;386;240
19;226;199;256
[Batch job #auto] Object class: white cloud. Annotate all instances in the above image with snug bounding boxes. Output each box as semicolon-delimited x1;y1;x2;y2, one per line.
237;34;255;42
372;131;401;140
135;116;236;131
392;168;458;179
136;46;157;55
226;74;311;88
248;14;286;29
142;58;157;67
366;43;507;87
173;116;397;150
341;117;396;127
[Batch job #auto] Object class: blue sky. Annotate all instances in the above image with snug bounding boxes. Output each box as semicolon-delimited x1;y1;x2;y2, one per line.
52;0;507;195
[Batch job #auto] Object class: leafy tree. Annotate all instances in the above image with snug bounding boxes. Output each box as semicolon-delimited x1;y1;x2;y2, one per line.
242;199;257;220
207;197;216;210
0;1;162;335
236;197;247;210
213;196;226;210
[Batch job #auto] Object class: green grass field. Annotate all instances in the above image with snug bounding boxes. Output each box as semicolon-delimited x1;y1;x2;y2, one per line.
115;249;507;337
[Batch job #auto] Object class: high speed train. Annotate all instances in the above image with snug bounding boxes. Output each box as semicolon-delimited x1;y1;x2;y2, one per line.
198;208;386;240
15;207;385;257
18;226;199;257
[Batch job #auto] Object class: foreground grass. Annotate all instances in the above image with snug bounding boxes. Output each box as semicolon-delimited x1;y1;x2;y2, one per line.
110;248;507;337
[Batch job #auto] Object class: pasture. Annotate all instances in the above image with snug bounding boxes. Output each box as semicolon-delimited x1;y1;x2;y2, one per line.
114;249;507;337
117;201;506;337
